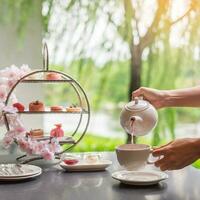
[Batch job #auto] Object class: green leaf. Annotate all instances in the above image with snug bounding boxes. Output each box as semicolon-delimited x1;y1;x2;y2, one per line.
193;159;200;169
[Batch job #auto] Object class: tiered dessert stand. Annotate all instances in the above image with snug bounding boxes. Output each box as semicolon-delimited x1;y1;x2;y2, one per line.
3;43;90;164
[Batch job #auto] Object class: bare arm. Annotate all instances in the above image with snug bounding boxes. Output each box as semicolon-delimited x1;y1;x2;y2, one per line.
132;86;200;109
164;86;200;107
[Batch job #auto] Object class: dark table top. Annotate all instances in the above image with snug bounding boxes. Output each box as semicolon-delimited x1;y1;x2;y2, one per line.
0;152;199;200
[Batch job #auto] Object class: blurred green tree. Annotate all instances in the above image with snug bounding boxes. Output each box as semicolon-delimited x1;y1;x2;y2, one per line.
41;0;200;144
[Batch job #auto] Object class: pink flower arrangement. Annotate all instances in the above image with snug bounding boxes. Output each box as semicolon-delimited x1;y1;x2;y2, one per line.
3;135;14;149
0;85;8;102
41;148;55;160
0;65;62;160
18;138;30;152
0;64;31;103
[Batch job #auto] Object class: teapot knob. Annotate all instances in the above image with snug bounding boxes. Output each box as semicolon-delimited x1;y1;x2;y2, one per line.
133;96;143;104
134;97;139;104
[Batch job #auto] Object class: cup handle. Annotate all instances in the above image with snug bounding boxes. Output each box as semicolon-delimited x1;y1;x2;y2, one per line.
147;159;156;165
147;149;160;164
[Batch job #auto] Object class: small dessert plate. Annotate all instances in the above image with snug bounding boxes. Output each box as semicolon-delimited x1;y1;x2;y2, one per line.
0;171;42;181
0;164;42;178
0;164;42;181
60;160;112;172
112;170;168;186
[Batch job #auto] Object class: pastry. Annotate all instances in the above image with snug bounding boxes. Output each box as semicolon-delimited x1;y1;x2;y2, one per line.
46;72;61;80
13;102;25;112
29;100;45;112
66;105;82;113
84;154;101;164
50;124;64;137
29;129;44;138
50;106;63;112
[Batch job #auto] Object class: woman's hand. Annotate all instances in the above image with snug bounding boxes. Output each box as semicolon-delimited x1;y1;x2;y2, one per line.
152;138;200;171
132;87;167;109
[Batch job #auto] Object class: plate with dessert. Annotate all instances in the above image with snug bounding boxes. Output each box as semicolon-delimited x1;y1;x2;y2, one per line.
27;127;75;143
60;153;112;172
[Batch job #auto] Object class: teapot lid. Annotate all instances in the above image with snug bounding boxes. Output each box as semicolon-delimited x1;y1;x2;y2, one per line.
125;99;149;112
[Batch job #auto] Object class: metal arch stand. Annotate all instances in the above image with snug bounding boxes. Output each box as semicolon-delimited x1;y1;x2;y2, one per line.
3;42;90;164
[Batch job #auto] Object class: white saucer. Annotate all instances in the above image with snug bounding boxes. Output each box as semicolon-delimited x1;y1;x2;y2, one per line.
0;171;42;181
0;164;42;178
112;170;168;186
60;160;112;172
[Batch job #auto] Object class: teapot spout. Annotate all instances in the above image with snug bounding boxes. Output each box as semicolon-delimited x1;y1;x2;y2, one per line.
128;116;143;135
130;116;143;123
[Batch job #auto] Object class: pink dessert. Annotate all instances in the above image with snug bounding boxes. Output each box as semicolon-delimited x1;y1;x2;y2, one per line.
13;102;25;112
46;72;61;80
50;106;63;112
64;159;79;165
29;100;45;112
50;124;64;137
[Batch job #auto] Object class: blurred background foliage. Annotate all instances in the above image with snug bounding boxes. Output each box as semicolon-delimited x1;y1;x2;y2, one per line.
1;0;200;151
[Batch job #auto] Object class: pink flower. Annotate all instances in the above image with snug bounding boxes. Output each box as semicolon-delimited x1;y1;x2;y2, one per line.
0;85;8;102
32;141;46;155
18;138;29;152
0;64;59;159
49;139;61;153
0;78;9;85
0;102;5;110
7;114;25;130
0;103;5;125
20;65;31;77
23;138;39;155
18;140;33;155
15;126;26;133
7;65;20;79
3;135;14;148
26;146;35;155
7;79;17;89
0;115;5;126
41;148;54;160
3;105;17;114
5;130;16;137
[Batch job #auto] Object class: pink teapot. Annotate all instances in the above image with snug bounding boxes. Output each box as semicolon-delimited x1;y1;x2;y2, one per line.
120;97;158;136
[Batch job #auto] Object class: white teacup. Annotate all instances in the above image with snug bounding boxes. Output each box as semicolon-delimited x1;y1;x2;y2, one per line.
116;144;154;170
